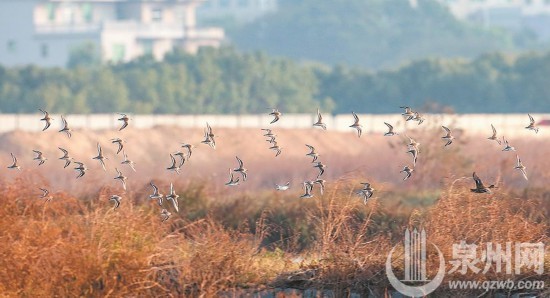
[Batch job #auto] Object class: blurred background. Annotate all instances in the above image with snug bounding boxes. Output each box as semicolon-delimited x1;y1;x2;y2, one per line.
0;0;549;115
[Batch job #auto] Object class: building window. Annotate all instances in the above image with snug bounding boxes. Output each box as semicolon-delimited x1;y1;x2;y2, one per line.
41;43;49;58
152;8;163;22
7;40;16;53
141;40;153;56
82;3;93;23
47;3;56;21
112;44;126;63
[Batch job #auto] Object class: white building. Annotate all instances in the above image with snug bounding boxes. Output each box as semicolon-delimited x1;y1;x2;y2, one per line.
0;0;225;67
197;0;277;23
439;0;550;40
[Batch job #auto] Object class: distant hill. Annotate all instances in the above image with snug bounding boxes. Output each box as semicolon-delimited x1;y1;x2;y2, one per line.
229;0;518;69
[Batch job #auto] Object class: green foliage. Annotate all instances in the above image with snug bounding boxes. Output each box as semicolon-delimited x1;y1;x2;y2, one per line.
67;42;101;69
230;0;516;69
1;48;550;113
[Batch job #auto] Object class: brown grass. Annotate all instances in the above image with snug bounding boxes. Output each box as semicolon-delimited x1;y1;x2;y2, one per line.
0;127;548;296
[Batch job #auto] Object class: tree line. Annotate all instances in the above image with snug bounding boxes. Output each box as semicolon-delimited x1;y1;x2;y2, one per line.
0;48;549;114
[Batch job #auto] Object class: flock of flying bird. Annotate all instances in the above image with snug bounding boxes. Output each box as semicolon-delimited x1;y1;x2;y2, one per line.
5;107;540;221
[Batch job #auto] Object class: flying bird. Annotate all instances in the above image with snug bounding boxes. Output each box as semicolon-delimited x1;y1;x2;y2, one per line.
110;195;122;210
92;142;108;171
313;161;326;178
313;108;327;130
181;143;194;160
269;141;282;157
149;182;163;206
118;113;129;131
470;172;496;194
7;153;20;170
314;179;326;195
110;138;125;154
275;182;290;191
114;168;127;190
406;147;418;166
400;165;414;181
487;124;501;145
33;150;47;166
59;115;72;138
349;112;362;137
233;156;247;181
39;109;53;131
166;154;181;174
525;114;539;134
400;106;415;121
269;108;282;124
356;182;374;204
174;151;186;168
74;161;88;178
39;188;53;202
514;155;528;181
300;181;314;199
305;144;320;162
58;147;71;168
384;122;398;136
166;183;180;212
441;126;454;147
160;209;171;222
412;112;425;125
225;168;240;186
502;138;516;152
121;151;136;172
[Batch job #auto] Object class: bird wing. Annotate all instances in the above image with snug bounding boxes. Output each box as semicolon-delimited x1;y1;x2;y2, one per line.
39;188;49;197
317;109;322;121
442;126;451;134
528;114;535;124
491;124;497;136
236;156;243;168
150;182;159;195
473;172;485;189
384;122;393;130
352;112;359;123
169;154;176;167
520;168;528;180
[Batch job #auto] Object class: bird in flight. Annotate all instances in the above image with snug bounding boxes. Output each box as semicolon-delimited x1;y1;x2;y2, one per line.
384;122;398;136
7;153;20;170
514;155;528;181
233;156;247;181
313;108;327;130
58;147;72;168
487;124;501;145
269;108;282;124
349;112;362;137
470;172;496;194
110;195;122;210
525;114;539;134
33;150;47;166
59;115;72;138
39;109;53;131
118;113;129;131
441;126;454;147
92;142;108;171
